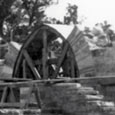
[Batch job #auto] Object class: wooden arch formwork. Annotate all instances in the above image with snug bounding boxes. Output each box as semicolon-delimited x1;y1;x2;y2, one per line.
13;24;94;80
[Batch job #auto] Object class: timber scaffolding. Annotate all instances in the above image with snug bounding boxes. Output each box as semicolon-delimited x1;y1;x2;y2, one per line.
1;24;115;115
0;76;115;115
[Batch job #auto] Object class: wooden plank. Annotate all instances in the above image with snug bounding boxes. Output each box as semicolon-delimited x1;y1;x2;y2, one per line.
1;87;17;103
8;87;17;103
66;25;94;72
70;31;83;45
74;44;89;57
23;29;40;49
1;87;8;103
23;60;26;79
73;37;88;55
34;85;42;109
0;78;31;82
42;30;48;79
80;66;95;74
70;53;75;78
0;76;115;88
0;103;22;108
67;26;79;41
23;50;41;79
21;84;41;109
13;52;23;78
53;42;69;78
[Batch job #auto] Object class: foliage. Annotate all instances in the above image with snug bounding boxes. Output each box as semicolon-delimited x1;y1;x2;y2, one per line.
100;21;115;41
20;0;52;26
84;27;91;34
64;3;78;25
44;17;63;24
44;3;78;25
1;0;53;42
0;0;15;36
0;1;78;42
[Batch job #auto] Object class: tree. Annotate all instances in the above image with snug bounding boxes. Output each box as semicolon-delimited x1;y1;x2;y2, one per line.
100;21;115;42
2;0;53;42
84;27;91;34
44;17;63;24
64;4;78;25
0;0;14;36
21;0;53;26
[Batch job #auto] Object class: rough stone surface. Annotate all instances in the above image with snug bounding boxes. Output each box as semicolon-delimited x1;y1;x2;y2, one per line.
0;109;41;115
39;83;115;115
0;83;115;115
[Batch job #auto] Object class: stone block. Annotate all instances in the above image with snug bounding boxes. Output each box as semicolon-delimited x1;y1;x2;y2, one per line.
0;109;41;115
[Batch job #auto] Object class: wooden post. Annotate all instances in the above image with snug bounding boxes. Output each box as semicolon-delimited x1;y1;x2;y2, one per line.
34;84;42;109
1;87;17;103
23;50;41;79
23;60;26;79
1;87;8;103
13;52;23;78
42;30;48;79
8;87;17;103
21;84;42;109
70;51;75;78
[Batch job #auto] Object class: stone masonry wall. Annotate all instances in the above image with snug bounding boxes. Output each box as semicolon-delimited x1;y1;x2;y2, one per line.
0;83;115;115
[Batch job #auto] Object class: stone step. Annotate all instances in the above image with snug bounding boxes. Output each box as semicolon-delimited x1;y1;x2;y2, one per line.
0;83;115;115
0;109;41;115
98;101;115;108
42;108;63;115
77;86;99;95
85;94;104;100
81;85;115;115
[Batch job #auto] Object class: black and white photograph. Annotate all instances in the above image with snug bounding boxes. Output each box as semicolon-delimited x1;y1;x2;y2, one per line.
0;0;115;114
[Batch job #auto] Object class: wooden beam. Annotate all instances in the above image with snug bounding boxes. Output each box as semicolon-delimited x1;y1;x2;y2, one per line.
8;87;17;103
23;60;26;79
23;50;41;79
1;87;8;103
70;31;83;46
23;29;39;49
0;76;115;88
42;30;48;79
0;78;31;82
0;103;22;108
70;53;75;78
34;85;42;109
1;87;17;103
21;84;42;109
67;26;79;41
13;52;23;78
13;29;40;78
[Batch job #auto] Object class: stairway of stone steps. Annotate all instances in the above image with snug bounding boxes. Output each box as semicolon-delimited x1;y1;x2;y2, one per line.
77;84;115;115
41;83;115;115
0;82;114;115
